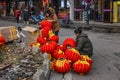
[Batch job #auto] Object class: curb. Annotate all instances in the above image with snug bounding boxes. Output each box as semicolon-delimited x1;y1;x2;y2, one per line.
33;53;50;80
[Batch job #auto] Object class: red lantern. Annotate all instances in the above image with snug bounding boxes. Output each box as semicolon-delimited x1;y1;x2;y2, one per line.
49;41;57;48
73;60;91;74
41;27;51;38
48;35;59;43
40;20;52;28
63;38;76;51
56;44;64;51
0;35;6;46
52;49;66;59
65;48;81;62
40;41;57;53
81;55;93;66
54;58;71;73
37;36;46;45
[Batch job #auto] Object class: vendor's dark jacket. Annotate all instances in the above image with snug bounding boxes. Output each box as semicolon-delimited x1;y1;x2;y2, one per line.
75;33;93;57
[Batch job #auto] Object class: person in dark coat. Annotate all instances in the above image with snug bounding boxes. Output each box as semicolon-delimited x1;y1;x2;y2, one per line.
74;28;93;57
23;8;30;25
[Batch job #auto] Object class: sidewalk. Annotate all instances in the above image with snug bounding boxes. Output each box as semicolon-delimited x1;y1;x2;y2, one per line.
74;21;120;27
73;21;120;32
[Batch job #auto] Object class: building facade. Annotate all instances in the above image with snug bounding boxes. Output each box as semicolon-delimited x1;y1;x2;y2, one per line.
69;0;120;23
0;0;45;17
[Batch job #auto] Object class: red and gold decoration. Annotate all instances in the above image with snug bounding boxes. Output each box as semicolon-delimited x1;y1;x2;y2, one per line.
37;36;47;45
48;35;59;43
40;41;57;53
41;27;51;38
29;18;93;74
40;20;52;28
56;44;64;51
81;55;93;66
54;58;71;73
52;49;66;59
73;60;91;74
65;48;81;62
63;38;76;51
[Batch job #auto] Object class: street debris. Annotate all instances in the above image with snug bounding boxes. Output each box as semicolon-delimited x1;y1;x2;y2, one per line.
0;42;44;80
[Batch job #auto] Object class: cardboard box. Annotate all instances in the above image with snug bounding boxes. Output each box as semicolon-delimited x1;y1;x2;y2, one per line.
23;26;40;45
0;26;17;42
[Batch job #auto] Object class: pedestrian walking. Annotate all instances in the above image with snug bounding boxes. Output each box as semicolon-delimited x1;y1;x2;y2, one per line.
15;9;20;23
23;7;30;25
74;27;93;57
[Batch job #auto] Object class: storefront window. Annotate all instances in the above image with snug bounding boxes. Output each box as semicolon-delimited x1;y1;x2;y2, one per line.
74;0;82;20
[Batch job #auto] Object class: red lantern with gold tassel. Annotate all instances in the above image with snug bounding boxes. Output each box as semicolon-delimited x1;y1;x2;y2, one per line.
41;27;51;38
73;60;91;74
40;41;57;53
81;55;93;66
54;58;71;73
65;48;81;62
37;36;47;45
52;49;66;59
63;38;76;51
48;35;59;43
40;20;52;28
56;44;64;51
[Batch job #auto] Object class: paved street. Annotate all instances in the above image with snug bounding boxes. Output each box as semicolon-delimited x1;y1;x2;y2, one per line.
0;20;120;80
51;27;120;80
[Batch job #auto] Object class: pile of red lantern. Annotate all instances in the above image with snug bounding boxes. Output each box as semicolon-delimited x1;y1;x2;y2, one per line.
30;20;93;75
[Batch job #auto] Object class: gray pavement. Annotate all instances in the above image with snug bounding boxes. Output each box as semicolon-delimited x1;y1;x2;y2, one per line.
52;27;120;80
0;20;120;80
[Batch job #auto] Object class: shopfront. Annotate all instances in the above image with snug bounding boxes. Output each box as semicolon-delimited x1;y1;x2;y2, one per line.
94;0;113;23
74;0;83;21
69;0;94;21
94;0;102;22
102;0;113;23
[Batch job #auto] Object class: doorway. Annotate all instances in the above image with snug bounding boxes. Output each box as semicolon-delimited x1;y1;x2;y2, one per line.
118;5;120;22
